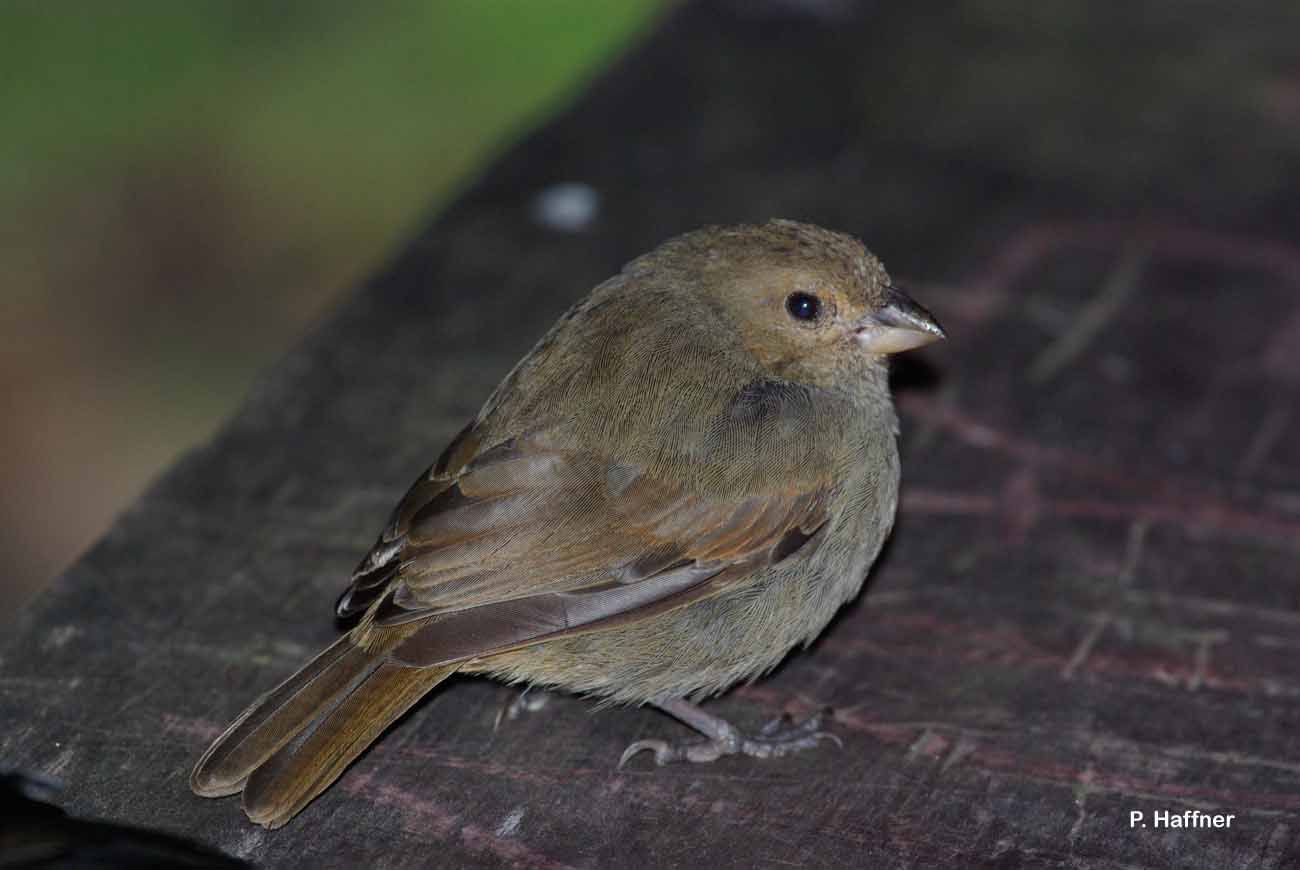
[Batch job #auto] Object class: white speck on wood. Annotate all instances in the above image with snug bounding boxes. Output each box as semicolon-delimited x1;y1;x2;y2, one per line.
496;806;526;838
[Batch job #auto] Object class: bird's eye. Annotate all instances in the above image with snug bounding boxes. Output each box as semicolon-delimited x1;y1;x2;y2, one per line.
785;292;821;322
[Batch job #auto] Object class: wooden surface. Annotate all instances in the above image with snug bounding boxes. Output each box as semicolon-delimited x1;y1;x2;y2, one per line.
4;2;1300;867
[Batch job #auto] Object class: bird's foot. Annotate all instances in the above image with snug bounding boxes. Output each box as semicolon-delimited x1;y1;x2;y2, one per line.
619;703;839;767
493;687;551;731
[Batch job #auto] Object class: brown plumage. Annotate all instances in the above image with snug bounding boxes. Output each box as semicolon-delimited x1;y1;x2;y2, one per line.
190;220;945;828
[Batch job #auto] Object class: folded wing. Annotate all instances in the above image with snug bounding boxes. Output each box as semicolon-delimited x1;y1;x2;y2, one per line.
336;429;832;667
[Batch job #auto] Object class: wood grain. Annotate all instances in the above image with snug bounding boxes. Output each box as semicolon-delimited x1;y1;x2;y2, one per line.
3;1;1298;866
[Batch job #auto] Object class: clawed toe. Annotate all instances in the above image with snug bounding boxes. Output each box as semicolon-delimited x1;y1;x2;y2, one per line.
618;737;728;766
493;688;552;731
758;706;833;739
618;708;839;768
619;739;669;768
737;728;839;758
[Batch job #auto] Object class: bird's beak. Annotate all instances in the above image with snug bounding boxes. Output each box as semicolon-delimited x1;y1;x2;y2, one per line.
854;286;946;355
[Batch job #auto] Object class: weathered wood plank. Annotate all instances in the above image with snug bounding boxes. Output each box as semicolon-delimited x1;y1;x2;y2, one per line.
4;1;1299;867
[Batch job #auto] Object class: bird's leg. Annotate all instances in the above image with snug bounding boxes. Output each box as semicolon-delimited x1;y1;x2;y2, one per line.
493;686;552;731
618;698;840;767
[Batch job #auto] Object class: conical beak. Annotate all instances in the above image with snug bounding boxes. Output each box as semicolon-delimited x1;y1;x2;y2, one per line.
855;285;946;355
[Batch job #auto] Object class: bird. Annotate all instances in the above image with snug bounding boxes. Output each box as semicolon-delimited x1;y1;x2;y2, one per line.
190;219;945;829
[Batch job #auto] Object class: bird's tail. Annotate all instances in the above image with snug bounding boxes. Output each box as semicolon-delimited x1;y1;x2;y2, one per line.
190;633;455;829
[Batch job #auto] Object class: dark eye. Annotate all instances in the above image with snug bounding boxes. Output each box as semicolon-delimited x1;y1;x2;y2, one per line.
785;292;821;322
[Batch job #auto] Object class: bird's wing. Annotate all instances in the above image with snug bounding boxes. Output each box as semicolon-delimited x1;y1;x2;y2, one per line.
336;425;832;668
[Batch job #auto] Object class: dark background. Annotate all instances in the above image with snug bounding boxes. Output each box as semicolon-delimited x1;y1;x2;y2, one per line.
4;2;1299;868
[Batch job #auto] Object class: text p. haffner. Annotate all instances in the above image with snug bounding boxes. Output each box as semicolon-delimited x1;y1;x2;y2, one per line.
1129;810;1235;828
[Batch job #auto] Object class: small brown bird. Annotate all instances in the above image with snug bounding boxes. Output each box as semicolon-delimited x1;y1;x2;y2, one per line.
191;220;944;828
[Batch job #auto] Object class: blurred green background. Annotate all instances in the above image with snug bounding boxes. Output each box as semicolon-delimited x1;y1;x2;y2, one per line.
1;2;666;617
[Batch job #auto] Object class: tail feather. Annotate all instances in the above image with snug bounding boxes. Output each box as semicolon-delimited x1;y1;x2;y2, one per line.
241;661;452;828
190;636;379;798
191;633;455;827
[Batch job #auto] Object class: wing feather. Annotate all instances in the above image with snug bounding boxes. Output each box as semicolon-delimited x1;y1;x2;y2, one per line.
338;406;834;663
